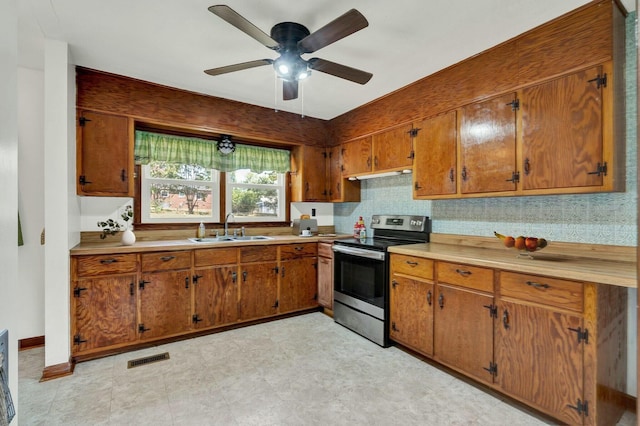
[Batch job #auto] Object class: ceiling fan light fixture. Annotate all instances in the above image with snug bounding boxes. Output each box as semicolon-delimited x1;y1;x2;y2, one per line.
217;135;236;155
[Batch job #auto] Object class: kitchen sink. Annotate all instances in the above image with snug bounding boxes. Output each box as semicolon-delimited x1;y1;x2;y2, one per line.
188;235;273;243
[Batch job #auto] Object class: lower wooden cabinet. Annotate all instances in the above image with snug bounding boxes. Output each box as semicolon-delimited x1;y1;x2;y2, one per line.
388;254;628;425
389;275;434;356
317;242;333;309
71;243;321;359
433;283;494;385
72;274;137;353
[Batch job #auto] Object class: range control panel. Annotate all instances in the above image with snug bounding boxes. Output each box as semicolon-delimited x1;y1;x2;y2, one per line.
370;215;429;232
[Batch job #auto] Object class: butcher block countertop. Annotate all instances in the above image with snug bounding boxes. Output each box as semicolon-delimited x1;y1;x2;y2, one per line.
389;234;637;288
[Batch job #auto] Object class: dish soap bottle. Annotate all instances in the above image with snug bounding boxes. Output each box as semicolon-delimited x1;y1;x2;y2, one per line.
358;217;366;239
198;222;206;238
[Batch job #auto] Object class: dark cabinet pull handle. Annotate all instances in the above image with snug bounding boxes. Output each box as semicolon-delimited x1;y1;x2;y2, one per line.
426;290;432;306
281;266;286;278
455;268;471;276
100;259;118;264
160;256;175;261
242;271;248;282
524;158;531;175
526;280;550;289
503;310;510;329
438;293;444;309
449;168;454;182
406;261;418;266
129;282;134;296
367;157;371;168
185;276;190;289
374;156;378;167
121;169;126;182
461;166;468;181
232;271;237;283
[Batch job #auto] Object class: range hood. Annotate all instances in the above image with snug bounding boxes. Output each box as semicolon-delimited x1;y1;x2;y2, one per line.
348;169;412;181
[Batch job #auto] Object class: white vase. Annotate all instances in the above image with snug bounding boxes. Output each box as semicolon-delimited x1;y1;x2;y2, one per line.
121;228;136;246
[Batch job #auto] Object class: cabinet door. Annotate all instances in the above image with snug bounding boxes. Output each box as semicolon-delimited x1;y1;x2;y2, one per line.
139;270;192;339
327;145;360;202
372;124;413;172
239;262;279;320
317;254;333;309
341;137;372;176
413;111;457;197
460;93;517;194
279;257;318;313
521;66;604;191
72;275;137;354
77;110;133;196
389;275;434;356
193;266;239;328
433;284;494;384
495;300;584;425
290;145;327;202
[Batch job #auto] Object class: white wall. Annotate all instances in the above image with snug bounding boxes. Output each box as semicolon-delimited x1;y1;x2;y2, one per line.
17;67;45;341
43;39;79;368
0;0;21;421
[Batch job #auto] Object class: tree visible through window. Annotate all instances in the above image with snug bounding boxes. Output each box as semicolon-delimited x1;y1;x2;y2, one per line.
226;169;285;221
141;161;220;223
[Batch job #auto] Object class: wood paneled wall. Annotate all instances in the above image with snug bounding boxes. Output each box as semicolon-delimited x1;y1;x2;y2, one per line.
76;67;328;147
327;0;621;143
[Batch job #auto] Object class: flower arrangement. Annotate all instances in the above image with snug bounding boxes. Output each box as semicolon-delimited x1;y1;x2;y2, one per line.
98;205;133;239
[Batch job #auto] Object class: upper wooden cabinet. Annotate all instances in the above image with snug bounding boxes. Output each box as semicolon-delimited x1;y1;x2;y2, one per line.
290;144;360;202
76;110;134;197
340;137;372;177
413;111;457;198
460;93;517;195
341;124;414;178
521;65;613;193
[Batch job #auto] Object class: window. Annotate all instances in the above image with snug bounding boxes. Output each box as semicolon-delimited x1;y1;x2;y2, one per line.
135;130;290;225
226;169;286;222
141;161;220;223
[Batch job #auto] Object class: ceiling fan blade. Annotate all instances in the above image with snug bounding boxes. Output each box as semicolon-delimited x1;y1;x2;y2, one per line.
307;58;372;85
298;9;368;54
208;5;279;49
204;59;273;76
283;79;299;100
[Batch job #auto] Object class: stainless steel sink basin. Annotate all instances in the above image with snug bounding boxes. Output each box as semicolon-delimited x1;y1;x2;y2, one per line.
188;235;273;243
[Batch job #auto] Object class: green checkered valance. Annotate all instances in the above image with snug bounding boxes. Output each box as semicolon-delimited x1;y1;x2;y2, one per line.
134;131;290;173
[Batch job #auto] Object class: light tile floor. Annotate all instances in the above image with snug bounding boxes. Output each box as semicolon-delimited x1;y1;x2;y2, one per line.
18;312;637;425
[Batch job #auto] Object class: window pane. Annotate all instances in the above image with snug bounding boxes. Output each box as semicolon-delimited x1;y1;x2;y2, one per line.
149;183;213;219
148;161;212;181
230;187;279;217
229;169;278;185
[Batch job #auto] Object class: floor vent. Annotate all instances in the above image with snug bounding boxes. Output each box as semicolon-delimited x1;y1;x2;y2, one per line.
127;352;170;369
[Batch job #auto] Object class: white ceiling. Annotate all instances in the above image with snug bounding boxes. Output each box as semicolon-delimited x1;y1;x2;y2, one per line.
18;0;635;120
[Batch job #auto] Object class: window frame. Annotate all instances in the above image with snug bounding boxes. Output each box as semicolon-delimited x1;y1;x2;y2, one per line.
224;169;287;223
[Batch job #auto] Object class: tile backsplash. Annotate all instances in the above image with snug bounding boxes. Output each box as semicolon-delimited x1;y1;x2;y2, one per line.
336;12;637;248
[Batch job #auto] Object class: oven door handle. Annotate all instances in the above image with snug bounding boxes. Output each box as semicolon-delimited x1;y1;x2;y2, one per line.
332;245;385;261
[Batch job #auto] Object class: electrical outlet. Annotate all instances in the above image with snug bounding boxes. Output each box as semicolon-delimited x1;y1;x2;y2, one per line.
311;208;316;217
40;229;45;245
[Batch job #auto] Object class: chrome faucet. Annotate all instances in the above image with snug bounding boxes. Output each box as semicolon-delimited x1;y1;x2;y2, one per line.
224;213;234;236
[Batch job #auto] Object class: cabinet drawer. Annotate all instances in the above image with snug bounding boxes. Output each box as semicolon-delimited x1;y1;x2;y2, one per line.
318;242;333;258
436;262;493;293
76;254;138;277
194;248;238;267
141;251;191;272
240;246;277;263
391;254;434;281
500;271;583;313
280;243;318;260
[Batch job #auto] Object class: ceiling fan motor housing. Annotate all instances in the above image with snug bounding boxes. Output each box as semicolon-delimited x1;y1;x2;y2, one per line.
271;22;311;81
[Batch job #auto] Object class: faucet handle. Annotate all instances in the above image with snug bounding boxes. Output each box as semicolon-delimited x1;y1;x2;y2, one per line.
233;229;238;237
215;229;219;238
241;226;246;237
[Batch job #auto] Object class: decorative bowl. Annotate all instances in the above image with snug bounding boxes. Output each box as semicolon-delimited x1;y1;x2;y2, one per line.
494;231;548;258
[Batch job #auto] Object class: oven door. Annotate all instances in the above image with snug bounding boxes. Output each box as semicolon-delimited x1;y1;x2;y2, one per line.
333;245;386;317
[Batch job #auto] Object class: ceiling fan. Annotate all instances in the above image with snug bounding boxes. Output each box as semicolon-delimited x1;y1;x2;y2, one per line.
204;5;373;101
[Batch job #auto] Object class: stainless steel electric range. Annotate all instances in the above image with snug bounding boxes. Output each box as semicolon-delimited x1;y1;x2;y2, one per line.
333;214;431;347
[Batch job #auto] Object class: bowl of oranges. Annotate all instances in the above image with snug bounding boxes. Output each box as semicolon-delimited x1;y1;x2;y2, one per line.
494;231;548;258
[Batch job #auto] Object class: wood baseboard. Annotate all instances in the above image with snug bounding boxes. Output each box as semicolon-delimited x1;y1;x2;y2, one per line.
19;335;45;351
40;361;75;382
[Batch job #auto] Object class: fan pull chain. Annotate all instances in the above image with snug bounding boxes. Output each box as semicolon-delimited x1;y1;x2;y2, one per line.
273;74;279;113
300;80;305;118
